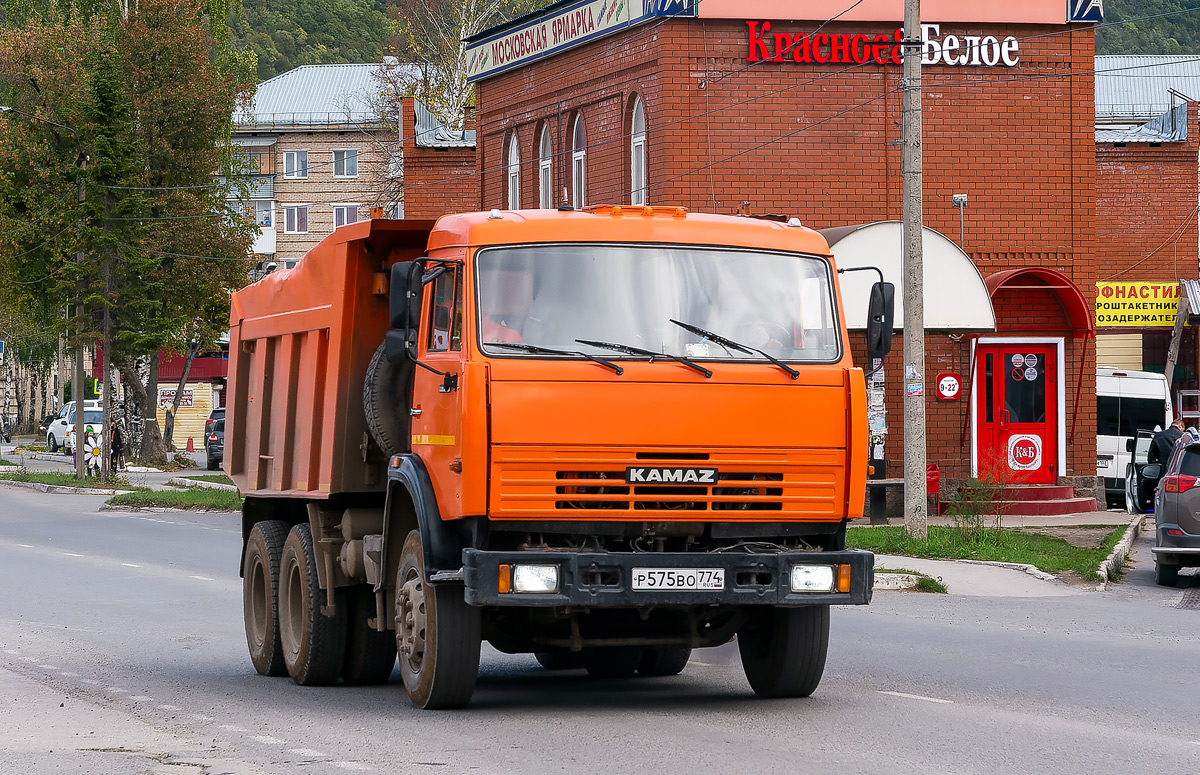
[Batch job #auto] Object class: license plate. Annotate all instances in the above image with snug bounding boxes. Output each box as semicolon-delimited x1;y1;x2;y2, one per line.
631;568;725;591
1097;458;1107;469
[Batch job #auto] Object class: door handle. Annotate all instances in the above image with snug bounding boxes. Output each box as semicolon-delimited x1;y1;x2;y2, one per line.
1000;409;1010;430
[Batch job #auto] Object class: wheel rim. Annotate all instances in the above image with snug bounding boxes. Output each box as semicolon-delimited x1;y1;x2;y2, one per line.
281;553;303;659
248;555;268;649
396;568;427;674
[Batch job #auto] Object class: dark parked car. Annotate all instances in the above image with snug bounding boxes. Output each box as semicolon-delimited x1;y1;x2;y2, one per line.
1151;427;1200;586
206;419;224;471
205;407;224;436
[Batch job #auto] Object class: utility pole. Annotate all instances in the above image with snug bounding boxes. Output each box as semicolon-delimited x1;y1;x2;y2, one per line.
901;0;927;539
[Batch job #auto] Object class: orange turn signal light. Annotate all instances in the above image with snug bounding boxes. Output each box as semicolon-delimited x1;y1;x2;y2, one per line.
498;564;512;594
837;564;852;593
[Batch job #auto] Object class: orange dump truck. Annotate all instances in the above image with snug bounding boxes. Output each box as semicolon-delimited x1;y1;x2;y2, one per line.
228;207;894;709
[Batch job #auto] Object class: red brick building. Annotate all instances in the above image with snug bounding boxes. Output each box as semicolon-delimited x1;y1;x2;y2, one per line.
466;0;1106;501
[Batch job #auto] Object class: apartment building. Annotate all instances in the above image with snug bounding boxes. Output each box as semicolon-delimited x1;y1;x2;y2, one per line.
233;64;477;270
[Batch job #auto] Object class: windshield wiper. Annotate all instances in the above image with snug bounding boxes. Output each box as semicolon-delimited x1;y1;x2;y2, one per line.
669;319;799;380
575;338;713;378
489;342;624;375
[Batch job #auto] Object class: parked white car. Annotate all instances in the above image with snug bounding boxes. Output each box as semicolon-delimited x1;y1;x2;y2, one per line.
62;409;104;457
45;400;101;453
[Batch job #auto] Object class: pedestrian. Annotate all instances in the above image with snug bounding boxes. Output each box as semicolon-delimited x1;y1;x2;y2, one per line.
110;424;125;472
1149;418;1185;464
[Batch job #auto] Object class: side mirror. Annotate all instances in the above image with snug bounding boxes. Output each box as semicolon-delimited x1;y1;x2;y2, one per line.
1126;438;1135;453
386;259;427;364
866;281;895;361
1142;464;1162;480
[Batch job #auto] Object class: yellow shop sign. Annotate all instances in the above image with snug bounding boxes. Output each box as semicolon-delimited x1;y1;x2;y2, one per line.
1096;281;1181;326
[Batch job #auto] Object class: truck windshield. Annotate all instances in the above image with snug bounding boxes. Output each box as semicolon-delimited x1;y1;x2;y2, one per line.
475;244;840;363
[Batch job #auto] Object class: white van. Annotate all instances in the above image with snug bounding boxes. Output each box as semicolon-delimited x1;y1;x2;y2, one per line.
1097;368;1173;506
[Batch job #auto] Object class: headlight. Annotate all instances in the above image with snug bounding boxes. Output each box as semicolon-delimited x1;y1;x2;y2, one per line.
511;564;560;594
790;564;836;593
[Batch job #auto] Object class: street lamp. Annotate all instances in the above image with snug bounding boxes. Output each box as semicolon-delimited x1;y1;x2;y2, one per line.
0;105;90;479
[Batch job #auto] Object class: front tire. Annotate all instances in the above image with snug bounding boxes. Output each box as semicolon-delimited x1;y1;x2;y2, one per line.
738;605;830;698
278;523;347;686
1155;559;1180;587
47;434;58;453
242;520;290;677
395;530;480;709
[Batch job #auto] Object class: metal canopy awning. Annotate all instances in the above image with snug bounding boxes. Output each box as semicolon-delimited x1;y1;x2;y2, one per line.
985;267;1094;333
821;221;996;332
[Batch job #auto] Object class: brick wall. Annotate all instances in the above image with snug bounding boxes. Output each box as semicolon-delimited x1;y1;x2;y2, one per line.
400;98;479;219
474;18;1099;482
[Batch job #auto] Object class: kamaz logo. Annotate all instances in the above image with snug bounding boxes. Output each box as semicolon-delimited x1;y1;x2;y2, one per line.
625;467;718;484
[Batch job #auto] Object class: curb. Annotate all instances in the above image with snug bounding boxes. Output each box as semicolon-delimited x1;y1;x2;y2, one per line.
958;559;1057;582
98;504;237;513
874;573;920;590
166;477;239;492
1096;513;1144;588
0;479;134;496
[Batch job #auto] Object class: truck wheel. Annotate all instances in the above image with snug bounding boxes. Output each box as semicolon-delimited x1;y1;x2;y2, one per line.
242;520;290;677
279;523;347;686
341;586;397;685
363;342;408;458
738;605;829;698
637;647;692;677
534;650;584;670
583;647;643;678
1154;559;1180;587
395;530;480;709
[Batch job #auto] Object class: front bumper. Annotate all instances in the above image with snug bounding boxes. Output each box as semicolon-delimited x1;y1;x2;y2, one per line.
462;548;874;607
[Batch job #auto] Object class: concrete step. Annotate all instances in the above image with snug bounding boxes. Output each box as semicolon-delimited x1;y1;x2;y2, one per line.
998;485;1077;502
994;497;1099;516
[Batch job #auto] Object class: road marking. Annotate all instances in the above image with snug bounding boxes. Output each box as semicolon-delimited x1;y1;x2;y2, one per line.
38;664;57;670
189;575;214;581
219;724;247;733
105;687;128;694
158;704;181;711
63;552;83;557
250;735;287;745
79;679;100;685
60;672;79;677
121;563;142;568
3;650;19;655
877;690;954;704
21;657;37;662
17;544;32;548
331;763;370;771
129;695;155;702
289;749;327;758
191;714;215;722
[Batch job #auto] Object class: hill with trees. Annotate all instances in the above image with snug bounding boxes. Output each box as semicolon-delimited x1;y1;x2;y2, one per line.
1097;1;1200;55
232;0;392;81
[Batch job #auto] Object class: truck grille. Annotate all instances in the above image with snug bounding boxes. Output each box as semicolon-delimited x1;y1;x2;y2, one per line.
490;446;844;521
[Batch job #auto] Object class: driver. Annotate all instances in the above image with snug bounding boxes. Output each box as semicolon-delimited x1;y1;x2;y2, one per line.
478;258;534;344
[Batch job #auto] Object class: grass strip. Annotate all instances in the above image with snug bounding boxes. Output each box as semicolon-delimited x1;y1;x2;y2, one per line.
107;488;242;511
848;525;1125;579
0;459;16;466
180;473;234;485
0;470;141;489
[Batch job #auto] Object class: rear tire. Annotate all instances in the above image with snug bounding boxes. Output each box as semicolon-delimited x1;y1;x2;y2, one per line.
364;342;409;458
395;530;480;709
738;605;829;698
583;647;643;678
637;647;692;677
534;650;584;670
1155;559;1180;587
279;523;347;685
341;586;397;685
207;455;218;471
242;520;290;677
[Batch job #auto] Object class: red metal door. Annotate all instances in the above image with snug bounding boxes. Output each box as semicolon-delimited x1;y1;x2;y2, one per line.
975;344;1057;484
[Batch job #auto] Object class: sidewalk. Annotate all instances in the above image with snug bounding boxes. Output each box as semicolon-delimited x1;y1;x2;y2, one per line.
1;435;210;491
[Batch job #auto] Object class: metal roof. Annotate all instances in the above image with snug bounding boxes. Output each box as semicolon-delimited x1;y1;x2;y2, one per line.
235;64;387;129
1096;55;1200;123
413;100;476;148
1096;104;1189;144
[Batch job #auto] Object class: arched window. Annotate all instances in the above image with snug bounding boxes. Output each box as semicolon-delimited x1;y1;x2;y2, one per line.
506;133;520;210
630;97;647;206
538;124;553;209
571;113;586;209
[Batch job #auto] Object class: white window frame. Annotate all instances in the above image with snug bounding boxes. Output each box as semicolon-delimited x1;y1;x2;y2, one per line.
571;114;586;209
333;149;359;178
630;97;647;206
387;201;404;219
538;125;553;209
283;204;309;234
283;150;309;180
506;134;520;210
332;203;360;229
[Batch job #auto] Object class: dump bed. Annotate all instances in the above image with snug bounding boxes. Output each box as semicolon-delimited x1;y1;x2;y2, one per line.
226;218;433;498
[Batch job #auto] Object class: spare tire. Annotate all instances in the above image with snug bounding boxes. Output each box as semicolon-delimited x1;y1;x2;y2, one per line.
363;341;409;458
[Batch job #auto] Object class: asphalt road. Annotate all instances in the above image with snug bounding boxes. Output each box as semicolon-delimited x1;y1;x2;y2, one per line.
1;486;1198;775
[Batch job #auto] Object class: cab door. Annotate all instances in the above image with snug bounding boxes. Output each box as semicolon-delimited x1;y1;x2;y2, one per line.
975;343;1058;484
410;265;468;517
